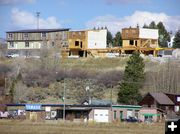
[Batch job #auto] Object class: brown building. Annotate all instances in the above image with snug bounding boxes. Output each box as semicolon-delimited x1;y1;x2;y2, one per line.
139;92;175;113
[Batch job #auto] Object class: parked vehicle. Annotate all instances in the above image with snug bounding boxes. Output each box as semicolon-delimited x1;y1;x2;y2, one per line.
0;111;9;119
5;53;19;58
123;116;142;123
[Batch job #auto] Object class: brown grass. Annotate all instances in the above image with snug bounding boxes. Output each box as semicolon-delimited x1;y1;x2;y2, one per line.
0;120;164;134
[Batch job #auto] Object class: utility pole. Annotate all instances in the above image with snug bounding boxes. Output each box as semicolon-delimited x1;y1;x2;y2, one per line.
36;12;40;29
63;78;66;121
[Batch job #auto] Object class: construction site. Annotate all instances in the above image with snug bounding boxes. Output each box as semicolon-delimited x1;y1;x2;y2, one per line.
61;27;173;58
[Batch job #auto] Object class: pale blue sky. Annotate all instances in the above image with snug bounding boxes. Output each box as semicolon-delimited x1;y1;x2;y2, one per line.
0;0;180;38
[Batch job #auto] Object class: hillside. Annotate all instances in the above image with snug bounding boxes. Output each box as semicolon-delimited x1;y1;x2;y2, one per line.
0;57;180;104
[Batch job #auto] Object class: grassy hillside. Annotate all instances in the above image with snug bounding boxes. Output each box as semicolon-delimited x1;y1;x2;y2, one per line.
1;57;180;104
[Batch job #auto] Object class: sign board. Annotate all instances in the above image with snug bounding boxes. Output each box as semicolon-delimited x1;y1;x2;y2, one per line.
25;104;41;111
45;107;51;112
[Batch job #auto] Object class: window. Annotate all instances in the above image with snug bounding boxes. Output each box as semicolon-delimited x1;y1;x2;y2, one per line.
52;42;55;47
130;40;134;45
175;106;179;112
135;110;139;118
75;41;79;46
41;32;46;38
177;97;180;102
23;33;28;39
114;111;117;119
8;33;13;39
9;42;14;47
25;42;29;47
80;42;83;48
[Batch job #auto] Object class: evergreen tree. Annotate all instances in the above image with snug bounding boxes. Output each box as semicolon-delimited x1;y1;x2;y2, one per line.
117;52;145;104
107;30;113;47
113;32;122;47
173;30;180;48
149;21;157;29
143;23;149;28
157;22;170;47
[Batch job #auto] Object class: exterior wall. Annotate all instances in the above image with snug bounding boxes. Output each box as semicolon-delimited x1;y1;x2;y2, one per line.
6;30;69;51
122;28;159;48
122;28;139;39
123;39;140;47
112;105;141;121
122;40;130;47
139;108;163;122
139;28;158;39
139;39;158;48
88;108;111;123
68;31;87;49
87;29;107;49
8;41;41;49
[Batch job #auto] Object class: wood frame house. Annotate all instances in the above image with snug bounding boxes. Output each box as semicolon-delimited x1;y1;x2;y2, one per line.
121;27;159;56
139;92;175;113
68;29;107;57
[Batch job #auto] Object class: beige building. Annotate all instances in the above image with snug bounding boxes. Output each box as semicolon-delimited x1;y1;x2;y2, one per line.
6;28;69;57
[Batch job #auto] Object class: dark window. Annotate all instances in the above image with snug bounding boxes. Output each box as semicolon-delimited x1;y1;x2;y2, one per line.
80;42;82;48
41;32;46;38
75;41;79;46
8;33;13;39
135;41;137;46
23;33;28;39
120;111;123;120
52;42;55;47
114;111;117;119
25;42;29;47
9;42;14;47
130;40;134;45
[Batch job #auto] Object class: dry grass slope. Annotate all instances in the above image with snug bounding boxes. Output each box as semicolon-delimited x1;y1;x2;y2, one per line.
0;120;164;134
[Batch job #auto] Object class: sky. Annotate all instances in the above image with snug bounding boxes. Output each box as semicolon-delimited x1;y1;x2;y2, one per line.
0;0;180;38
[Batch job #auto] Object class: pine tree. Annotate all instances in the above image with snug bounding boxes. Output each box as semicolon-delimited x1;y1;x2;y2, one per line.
113;32;122;47
107;30;113;47
143;23;149;28
149;21;157;29
117;52;145;104
157;22;170;47
173;30;180;48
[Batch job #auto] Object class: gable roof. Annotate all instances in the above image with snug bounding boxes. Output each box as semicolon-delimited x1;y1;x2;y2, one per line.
149;92;174;105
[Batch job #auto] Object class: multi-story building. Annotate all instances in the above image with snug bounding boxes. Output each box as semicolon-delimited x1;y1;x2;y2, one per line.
68;29;107;57
6;28;69;57
121;27;159;55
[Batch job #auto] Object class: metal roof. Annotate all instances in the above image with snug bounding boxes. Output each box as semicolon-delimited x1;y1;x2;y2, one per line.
149;92;174;105
6;28;70;33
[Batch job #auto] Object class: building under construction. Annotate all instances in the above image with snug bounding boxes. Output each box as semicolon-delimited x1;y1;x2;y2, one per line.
6;27;172;58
